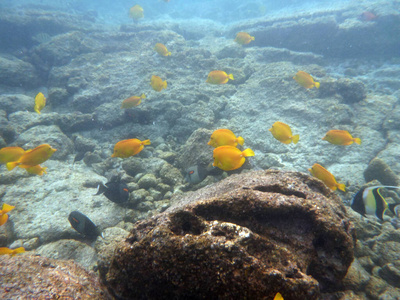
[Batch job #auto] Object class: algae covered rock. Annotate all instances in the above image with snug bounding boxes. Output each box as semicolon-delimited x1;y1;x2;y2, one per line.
0;255;109;299
104;170;355;299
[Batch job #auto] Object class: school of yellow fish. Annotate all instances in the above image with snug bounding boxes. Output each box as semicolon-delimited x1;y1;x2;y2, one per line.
0;4;364;259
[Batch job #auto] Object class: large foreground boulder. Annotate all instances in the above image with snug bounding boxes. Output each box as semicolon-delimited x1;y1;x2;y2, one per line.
104;170;355;299
0;255;109;299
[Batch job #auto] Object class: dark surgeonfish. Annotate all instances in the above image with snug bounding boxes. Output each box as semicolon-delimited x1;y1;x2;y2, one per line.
73;151;87;163
184;164;223;185
351;186;400;220
68;211;103;238
95;179;129;204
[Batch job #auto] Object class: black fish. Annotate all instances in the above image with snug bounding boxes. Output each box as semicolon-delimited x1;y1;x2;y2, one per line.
95;180;129;204
351;185;400;220
68;211;102;238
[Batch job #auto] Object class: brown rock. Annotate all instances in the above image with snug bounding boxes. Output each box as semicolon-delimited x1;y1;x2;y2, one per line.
0;255;109;299
104;170;355;299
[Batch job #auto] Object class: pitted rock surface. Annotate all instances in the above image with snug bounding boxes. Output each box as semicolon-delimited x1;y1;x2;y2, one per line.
104;170;355;299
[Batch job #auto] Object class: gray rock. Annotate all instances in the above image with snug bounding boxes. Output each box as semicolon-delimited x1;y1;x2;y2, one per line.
0;94;33;114
36;239;97;271
14;125;73;160
364;158;400;186
138;174;158;189
0;55;39;88
159;163;184;186
176;128;213;170
379;262;400;288
343;259;370;291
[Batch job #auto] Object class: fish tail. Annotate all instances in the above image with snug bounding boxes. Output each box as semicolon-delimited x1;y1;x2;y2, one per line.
2;203;15;213
315;82;320;89
34;107;41;114
237;136;245;146
242;148;255;157
142;139;151;145
388;203;399;214
167;51;171;56
163;81;168;89
6;162;19;171
251;36;255;41
337;183;346;192
42;167;48;175
228;74;234;80
354;138;361;145
0;214;8;226
141;94;146;99
292;135;300;144
13;247;25;254
95;184;107;196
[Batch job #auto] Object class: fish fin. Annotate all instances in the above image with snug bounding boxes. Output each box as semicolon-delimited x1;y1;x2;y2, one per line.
242;148;255;157
314;82;320;89
141;93;146;99
6;162;19;171
292;135;300;144
354;138;361;145
228;74;234;80
0;214;8;226
337;183;346;192
142;139;151;145
237;136;245;146
274;292;284;300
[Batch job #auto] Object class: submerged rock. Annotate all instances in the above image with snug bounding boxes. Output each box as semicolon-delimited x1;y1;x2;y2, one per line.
103;170;355;299
0;255;109;299
363;158;400;186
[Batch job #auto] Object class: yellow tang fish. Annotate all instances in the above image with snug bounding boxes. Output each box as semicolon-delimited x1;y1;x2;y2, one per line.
0;203;15;226
308;163;346;192
24;164;47;176
206;70;234;84
0;146;25;164
112;138;151;158
322;130;361;146
234;32;255;45
274;292;283;300
34;92;46;114
154;43;171;56
129;5;144;20
6;144;57;171
150;75;167;92
121;94;146;109
208;129;244;148
0;247;25;256
293;71;320;89
213;145;255;171
269;121;299;144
